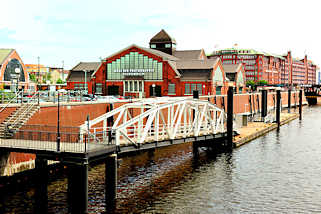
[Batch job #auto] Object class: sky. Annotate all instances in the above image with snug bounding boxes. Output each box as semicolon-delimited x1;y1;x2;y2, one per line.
1;0;320;69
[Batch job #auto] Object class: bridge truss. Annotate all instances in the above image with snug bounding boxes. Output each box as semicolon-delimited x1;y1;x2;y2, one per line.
79;97;226;147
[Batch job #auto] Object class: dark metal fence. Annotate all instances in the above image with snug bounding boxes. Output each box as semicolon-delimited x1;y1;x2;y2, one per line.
0;124;113;153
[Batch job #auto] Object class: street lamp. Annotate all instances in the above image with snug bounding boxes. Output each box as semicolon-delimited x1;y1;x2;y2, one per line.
83;70;88;94
37;56;40;91
152;84;156;97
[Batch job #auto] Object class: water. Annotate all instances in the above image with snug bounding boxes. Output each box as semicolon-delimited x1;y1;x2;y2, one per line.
1;106;321;213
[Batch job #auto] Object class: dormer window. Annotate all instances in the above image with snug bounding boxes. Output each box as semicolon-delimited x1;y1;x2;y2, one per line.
151;44;156;48
165;43;171;48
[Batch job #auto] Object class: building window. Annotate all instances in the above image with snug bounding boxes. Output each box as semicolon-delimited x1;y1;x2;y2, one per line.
184;83;203;95
168;84;176;95
216;86;222;95
185;84;191;95
165;43;171;48
197;84;202;95
124;80;144;93
96;83;102;94
151;44;156;48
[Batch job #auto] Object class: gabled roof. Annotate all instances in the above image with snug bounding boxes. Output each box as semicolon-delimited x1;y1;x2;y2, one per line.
67;71;93;82
179;69;211;81
150;29;176;44
104;44;179;62
223;64;243;82
173;50;203;60
0;49;14;65
176;59;217;70
222;64;242;73
70;62;100;71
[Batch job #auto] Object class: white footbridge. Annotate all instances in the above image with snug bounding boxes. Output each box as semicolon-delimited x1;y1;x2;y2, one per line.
80;97;227;150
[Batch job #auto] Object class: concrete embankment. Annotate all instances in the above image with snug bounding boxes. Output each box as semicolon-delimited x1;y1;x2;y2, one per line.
234;112;299;148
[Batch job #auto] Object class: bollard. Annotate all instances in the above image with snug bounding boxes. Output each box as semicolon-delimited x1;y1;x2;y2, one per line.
226;87;234;150
276;90;281;129
288;89;291;113
299;89;303;120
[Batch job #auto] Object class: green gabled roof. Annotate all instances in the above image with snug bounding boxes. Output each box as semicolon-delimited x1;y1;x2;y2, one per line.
0;49;14;65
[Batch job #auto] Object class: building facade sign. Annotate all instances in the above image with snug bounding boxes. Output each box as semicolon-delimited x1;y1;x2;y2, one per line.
114;69;154;76
107;51;162;80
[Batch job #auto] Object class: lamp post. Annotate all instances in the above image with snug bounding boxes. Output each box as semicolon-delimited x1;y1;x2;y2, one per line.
37;56;40;91
152;84;156;97
14;68;21;102
83;70;88;95
57;92;60;152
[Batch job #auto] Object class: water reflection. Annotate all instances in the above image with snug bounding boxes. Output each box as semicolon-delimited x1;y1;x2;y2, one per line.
1;106;321;213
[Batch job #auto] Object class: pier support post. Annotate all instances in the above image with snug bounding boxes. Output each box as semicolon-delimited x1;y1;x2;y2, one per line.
276;90;281;129
34;156;48;214
192;141;199;158
288;89;291;113
226;87;234;150
299;89;303;120
261;89;267;121
105;154;117;212
67;161;88;214
192;90;200;155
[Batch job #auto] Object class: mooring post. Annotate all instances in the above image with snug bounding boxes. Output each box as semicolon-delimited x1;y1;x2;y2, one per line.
276;90;281;129
227;87;234;150
261;89;267;122
288;89;291;113
67;161;89;214
192;90;199;155
299;89;303;120
105;154;117;212
34;156;48;214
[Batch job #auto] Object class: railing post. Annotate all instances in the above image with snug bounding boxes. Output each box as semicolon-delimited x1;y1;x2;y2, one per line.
37;91;40;105
86;115;89;153
227;86;234;150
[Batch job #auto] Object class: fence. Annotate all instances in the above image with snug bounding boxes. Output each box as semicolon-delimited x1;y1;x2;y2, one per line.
0;124;113;153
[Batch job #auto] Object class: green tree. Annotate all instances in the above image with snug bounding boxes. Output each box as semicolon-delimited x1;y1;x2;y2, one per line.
56;78;64;84
29;74;36;82
257;80;268;86
246;80;255;87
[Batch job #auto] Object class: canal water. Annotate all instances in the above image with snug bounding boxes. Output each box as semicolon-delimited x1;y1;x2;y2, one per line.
1;105;321;213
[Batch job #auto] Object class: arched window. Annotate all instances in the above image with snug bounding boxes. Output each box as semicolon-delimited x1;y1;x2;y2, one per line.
3;59;25;82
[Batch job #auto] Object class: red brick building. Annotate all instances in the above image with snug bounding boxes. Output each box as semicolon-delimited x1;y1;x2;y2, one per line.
0;49;31;91
210;48;317;86
67;30;245;97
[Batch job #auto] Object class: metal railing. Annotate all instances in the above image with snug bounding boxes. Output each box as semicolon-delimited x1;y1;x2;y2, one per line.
0;125;113;153
0;91;23;113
